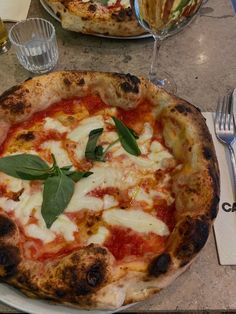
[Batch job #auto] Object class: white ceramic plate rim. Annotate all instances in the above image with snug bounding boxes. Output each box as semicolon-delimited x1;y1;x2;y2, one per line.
39;0;151;39
0;282;134;314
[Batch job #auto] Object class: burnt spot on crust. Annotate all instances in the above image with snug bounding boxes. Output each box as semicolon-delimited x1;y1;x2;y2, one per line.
171;103;193;115
0;245;21;277
63;77;72;86
117;73;140;94
208;162;220;220
112;8;133;22
209;195;220;220
17;131;35;141
11;102;25;114
56;11;61;19
0;85;21;102
0;216;16;237
203;146;213;160
59;246;109;297
88;4;97;12
24;77;32;82
176;216;209;266
86;261;104;287
148;253;171;277
175;104;192;115
77;78;85;86
63;261;105;296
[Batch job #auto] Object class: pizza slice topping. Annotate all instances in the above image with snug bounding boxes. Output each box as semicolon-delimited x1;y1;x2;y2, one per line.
0;96;179;263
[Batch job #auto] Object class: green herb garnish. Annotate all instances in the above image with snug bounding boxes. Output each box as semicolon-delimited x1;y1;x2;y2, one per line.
112;116;141;156
85;117;141;162
0;153;92;228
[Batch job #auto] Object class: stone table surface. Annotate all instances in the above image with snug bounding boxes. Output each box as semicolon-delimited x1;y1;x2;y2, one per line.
0;0;236;312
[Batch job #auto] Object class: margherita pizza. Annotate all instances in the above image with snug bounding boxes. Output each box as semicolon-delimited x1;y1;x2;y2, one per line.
44;0;145;37
0;71;219;309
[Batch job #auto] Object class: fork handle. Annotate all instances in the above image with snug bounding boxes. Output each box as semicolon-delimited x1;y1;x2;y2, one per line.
228;144;236;201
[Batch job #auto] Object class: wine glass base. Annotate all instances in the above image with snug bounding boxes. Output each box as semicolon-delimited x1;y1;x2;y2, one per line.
149;71;177;94
0;40;11;54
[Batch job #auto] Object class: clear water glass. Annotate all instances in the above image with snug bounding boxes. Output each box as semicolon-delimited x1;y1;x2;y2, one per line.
9;18;58;74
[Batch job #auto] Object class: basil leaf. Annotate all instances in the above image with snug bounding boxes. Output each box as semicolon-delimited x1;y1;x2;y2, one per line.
128;127;139;139
112;117;141;156
0;154;49;179
41;171;74;228
68;171;93;182
60;165;72;171
61;169;93;182
85;128;104;161
16;169;49;180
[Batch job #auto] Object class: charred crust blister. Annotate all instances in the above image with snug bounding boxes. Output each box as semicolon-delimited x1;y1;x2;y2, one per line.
203;146;213;160
0;245;21;277
209;195;220;220
176;217;209;266
0;216;16;237
86;261;105;287
119;73;140;94
63;77;72;86
0;85;22;102
149;253;171;277
88;4;97;12
174;103;192;115
17;131;35;141
77;78;85;86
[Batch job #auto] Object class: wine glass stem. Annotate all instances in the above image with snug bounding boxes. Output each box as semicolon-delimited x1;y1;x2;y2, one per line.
149;36;161;84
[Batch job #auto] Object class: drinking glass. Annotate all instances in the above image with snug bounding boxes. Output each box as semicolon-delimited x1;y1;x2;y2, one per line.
9;18;59;74
0;18;10;54
133;0;203;92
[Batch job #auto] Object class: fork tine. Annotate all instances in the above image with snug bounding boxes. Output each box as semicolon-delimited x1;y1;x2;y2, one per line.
229;92;235;130
220;96;227;130
225;95;231;130
215;97;222;129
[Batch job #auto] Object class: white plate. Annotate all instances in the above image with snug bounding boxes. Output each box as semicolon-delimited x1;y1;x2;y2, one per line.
40;0;151;39
0;283;133;314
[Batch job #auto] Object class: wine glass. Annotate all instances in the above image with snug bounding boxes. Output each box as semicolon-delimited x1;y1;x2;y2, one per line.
132;0;203;93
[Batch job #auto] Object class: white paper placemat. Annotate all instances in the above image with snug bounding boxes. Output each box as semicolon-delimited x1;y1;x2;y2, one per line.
0;0;31;22
203;112;236;265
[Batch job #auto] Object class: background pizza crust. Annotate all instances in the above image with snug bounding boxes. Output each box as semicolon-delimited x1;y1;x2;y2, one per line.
44;0;145;37
0;71;220;309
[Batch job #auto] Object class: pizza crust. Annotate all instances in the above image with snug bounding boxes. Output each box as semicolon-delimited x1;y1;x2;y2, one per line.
0;71;220;309
44;0;145;37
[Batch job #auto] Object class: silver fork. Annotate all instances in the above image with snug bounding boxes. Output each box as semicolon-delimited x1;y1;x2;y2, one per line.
215;94;236;199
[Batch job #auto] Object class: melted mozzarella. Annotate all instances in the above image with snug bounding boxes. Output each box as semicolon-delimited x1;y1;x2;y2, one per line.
26;224;55;243
51;214;78;241
67;115;104;142
44;117;68;133
67;115;104;161
87;226;109;245
120;0;130;8
107;0;116;5
15;190;42;225
148;141;173;164
40;141;71;167
66;167;137;212
129;187;153;207
103;194;118;209
0;173;23;192
103;209;169;236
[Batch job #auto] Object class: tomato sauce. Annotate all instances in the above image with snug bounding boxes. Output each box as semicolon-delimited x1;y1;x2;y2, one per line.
0;94;176;262
104;226;166;261
155;202;176;232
